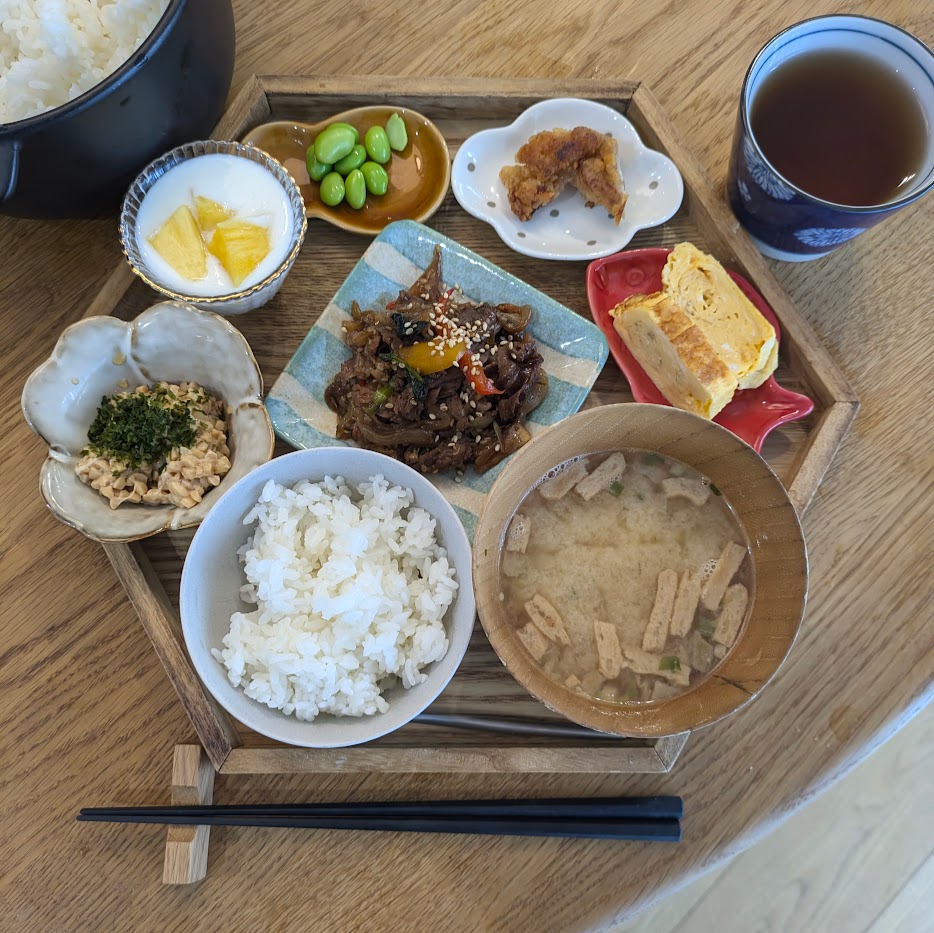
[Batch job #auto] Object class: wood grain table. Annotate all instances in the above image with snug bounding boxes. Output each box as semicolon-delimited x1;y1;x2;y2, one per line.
2;2;932;930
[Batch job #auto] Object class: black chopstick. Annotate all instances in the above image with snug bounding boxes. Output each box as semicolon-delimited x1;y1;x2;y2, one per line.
80;795;682;821
77;811;681;841
412;712;636;740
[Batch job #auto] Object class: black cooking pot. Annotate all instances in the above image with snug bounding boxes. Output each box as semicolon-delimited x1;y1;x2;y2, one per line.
0;0;235;218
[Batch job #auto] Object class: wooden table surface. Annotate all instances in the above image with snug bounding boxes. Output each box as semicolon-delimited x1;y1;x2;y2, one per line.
3;2;932;930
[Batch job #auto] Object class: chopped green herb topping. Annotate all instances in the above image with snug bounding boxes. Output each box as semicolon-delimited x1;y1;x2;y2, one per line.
698;615;717;638
659;655;681;672
609;481;624;497
85;385;196;469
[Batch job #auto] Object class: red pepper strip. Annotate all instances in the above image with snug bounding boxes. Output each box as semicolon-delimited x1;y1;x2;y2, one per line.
458;353;502;396
434;290;503;395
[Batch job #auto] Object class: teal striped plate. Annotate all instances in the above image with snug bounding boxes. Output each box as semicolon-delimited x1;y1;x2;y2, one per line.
267;220;608;540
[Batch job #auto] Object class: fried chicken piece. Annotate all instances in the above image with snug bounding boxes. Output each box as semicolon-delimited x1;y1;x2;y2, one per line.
499;163;567;220
499;126;628;223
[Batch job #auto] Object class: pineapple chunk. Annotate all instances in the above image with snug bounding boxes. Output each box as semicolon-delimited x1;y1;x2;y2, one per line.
208;220;270;286
148;205;207;280
194;195;232;230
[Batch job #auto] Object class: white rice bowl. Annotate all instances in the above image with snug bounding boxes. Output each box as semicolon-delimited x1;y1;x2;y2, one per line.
180;447;475;748
0;0;170;124
213;474;457;721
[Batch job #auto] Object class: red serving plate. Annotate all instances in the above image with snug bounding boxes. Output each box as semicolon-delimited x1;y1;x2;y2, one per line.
586;248;814;452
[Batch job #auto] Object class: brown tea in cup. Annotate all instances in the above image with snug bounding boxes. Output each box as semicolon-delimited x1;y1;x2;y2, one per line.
750;49;926;207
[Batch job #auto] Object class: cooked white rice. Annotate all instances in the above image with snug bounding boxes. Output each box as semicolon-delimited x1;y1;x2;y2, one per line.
0;0;170;124
212;475;458;721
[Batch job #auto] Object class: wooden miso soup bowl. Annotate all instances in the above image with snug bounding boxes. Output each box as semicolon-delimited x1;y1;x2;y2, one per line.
473;403;808;737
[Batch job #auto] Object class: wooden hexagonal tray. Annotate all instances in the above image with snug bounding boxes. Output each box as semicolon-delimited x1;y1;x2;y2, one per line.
81;76;857;882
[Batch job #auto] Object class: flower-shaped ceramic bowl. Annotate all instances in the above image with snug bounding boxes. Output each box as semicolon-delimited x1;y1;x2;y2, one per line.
452;98;684;260
22;301;275;543
120;140;308;315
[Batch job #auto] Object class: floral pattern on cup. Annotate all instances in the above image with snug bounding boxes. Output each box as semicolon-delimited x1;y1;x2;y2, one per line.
743;137;794;201
794;227;865;247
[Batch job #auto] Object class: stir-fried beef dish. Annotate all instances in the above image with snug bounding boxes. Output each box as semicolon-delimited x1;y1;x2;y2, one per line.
325;246;548;474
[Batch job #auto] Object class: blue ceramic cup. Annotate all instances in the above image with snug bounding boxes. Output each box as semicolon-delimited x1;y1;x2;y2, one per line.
728;16;934;261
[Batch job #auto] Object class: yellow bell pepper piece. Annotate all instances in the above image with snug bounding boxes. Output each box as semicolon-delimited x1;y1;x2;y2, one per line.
397;338;466;375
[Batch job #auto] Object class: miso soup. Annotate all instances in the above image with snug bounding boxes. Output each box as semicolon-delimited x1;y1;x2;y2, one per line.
500;449;754;703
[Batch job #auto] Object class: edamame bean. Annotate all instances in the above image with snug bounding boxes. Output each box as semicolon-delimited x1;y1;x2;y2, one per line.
345;169;367;209
333;144;367;176
385;112;408;151
319;171;346;206
328;121;360;144
314;125;356;165
360;161;389;196
305;147;331;182
364;125;391;165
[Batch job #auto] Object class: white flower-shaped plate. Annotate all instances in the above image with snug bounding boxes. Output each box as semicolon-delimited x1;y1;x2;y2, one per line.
22;301;275;543
452;98;684;261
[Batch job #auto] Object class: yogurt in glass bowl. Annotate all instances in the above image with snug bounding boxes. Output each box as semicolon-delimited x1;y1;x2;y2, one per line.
120;140;307;315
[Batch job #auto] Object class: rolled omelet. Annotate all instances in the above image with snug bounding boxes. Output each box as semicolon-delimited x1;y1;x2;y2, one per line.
610;243;778;419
